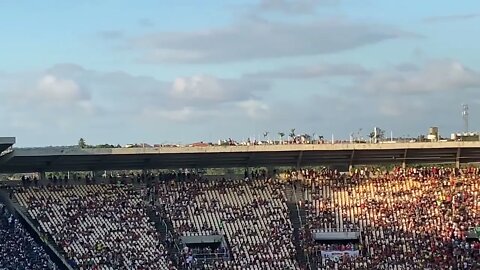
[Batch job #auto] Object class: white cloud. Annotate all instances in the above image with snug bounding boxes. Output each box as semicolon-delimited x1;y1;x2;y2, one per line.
237;99;270;119
246;63;369;79
132;18;414;63
0;64;273;140
2;58;479;146
172;75;229;102
359;60;480;94
170;74;269;105
36;75;89;103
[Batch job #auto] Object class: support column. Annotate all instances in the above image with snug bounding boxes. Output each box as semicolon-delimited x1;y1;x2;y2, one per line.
296;151;303;170
456;148;461;169
39;171;46;181
349;150;355;173
402;149;408;169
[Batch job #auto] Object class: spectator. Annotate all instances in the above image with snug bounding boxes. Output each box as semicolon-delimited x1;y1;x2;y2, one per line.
0;203;56;269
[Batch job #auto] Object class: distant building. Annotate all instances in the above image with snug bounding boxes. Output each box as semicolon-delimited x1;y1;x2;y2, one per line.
451;132;480;141
427;127;439;142
190;142;210;147
124;143;153;148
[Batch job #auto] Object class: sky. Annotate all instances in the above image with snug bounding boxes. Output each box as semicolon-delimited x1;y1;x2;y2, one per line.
1;0;480;147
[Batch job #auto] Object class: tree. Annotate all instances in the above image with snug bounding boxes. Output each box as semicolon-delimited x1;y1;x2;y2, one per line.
278;132;285;144
303;134;311;143
263;131;269;140
377;128;385;140
289;128;296;143
95;144;115;148
369;128;385;143
78;138;87;148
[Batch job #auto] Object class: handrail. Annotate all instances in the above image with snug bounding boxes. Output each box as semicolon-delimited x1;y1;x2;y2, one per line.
292;186;312;270
312;228;360;233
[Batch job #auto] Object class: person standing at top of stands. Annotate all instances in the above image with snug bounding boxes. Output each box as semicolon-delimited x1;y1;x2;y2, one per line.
8;213;14;229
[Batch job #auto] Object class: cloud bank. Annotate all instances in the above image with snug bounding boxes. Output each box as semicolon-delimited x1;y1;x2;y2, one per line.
131;18;413;64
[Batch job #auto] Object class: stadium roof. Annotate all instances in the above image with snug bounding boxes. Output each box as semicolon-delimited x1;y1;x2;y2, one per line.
0;141;480;173
0;137;15;154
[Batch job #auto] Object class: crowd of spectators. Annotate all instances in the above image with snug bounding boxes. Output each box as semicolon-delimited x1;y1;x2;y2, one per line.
178;245;230;269
0;203;56;269
292;167;480;270
6;165;480;270
15;184;174;270
315;243;360;252
153;177;299;269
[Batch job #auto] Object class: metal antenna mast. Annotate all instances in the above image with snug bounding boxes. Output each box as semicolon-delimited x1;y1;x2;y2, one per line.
462;104;469;133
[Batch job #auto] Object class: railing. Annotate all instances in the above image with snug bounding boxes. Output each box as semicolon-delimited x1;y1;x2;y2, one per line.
13;139;477;151
13;204;74;270
312;228;360;233
191;252;229;261
293;187;312;270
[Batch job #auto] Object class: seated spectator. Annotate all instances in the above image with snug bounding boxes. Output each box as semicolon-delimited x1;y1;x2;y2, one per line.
0;203;56;269
292;166;480;270
15;185;174;270
154;177;299;270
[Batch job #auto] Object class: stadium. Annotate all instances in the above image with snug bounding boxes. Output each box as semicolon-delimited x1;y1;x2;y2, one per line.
1;137;479;270
2;1;480;269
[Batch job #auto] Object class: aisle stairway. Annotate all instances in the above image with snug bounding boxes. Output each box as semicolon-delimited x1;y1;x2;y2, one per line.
144;203;181;268
285;184;308;268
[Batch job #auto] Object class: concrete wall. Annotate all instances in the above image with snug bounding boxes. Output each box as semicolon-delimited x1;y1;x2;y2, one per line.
14;141;480;156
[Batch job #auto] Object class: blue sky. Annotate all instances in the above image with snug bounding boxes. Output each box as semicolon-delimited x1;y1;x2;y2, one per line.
1;0;480;146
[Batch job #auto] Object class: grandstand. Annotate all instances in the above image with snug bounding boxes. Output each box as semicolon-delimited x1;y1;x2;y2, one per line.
155;177;297;269
0;137;479;270
15;184;172;269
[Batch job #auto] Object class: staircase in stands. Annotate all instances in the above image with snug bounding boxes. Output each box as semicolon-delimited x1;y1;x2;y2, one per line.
285;183;309;269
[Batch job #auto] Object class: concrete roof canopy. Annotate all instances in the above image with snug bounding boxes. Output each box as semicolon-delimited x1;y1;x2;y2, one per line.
0;141;480;173
0;137;15;154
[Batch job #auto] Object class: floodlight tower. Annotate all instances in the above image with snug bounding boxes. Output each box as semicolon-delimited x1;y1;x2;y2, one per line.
462;104;469;133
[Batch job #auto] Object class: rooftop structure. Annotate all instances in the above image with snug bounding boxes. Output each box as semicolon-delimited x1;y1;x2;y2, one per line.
0;137;15;154
1;141;480;173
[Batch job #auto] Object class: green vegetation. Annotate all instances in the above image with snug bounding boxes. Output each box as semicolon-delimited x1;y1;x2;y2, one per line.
77;138;121;149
